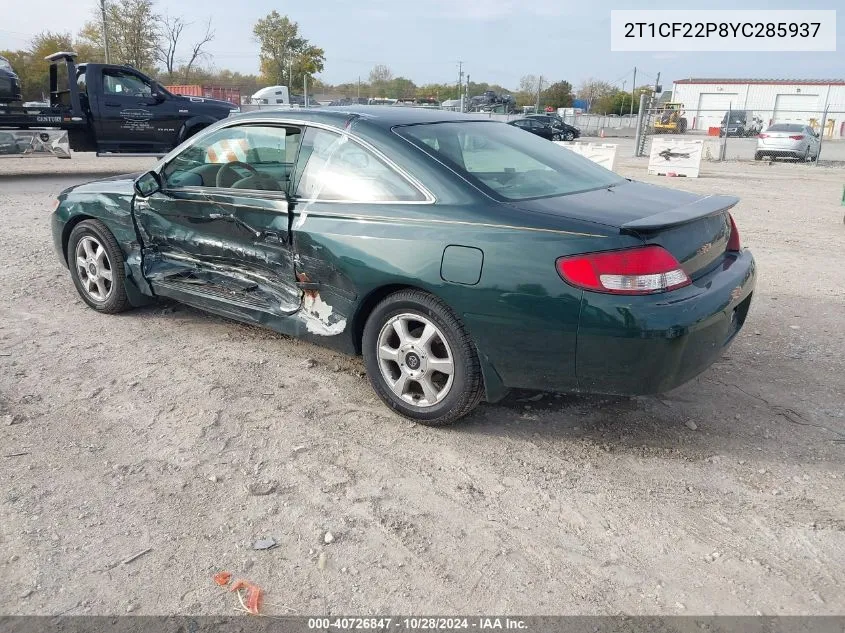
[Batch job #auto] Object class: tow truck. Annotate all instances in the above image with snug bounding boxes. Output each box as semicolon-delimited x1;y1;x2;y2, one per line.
0;52;239;159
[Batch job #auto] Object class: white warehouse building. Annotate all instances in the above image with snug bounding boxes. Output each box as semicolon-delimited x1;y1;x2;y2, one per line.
671;79;845;138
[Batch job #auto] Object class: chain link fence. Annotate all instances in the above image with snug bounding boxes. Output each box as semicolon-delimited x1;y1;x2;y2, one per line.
636;103;845;166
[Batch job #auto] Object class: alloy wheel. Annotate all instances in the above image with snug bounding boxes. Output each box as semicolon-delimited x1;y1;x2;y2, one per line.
376;313;454;408
74;235;114;302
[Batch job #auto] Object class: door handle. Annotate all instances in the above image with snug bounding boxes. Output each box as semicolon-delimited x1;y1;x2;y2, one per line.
104;101;121;107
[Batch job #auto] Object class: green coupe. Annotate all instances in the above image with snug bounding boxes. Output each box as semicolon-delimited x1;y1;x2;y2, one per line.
52;107;756;425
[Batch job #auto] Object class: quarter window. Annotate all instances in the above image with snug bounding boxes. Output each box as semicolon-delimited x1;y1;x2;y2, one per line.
162;125;302;192
294;127;425;202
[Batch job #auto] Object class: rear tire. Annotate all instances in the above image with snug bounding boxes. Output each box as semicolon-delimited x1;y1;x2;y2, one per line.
754;152;763;161
362;290;484;426
67;220;131;314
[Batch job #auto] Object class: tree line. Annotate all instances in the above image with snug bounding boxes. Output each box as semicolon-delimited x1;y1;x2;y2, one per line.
2;1;635;112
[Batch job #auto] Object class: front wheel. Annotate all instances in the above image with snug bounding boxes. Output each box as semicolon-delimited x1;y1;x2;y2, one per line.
564;131;575;141
362;290;484;426
67;219;131;314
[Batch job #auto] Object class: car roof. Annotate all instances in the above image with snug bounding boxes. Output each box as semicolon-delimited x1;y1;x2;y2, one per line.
228;105;491;129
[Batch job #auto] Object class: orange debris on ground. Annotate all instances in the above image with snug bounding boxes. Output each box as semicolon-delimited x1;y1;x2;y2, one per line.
230;578;263;615
212;571;263;615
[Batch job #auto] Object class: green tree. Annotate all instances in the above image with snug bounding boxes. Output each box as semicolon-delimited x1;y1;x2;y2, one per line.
386;77;416;99
576;78;615;112
253;11;324;87
79;0;159;73
416;83;457;101
1;30;104;101
541;80;573;109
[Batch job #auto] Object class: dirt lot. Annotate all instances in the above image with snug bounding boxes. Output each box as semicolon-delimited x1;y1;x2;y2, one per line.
0;150;843;616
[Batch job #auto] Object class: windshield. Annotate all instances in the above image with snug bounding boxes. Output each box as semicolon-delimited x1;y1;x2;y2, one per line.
766;124;804;132
395;121;622;201
723;111;747;123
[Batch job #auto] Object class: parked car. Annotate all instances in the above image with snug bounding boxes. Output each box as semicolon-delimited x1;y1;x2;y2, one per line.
0;131;24;154
0;54;22;103
720;110;763;137
508;117;561;140
52;107;755;425
755;123;820;161
525;114;581;140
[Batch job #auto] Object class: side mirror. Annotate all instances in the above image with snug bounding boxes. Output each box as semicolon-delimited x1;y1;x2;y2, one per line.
134;171;161;197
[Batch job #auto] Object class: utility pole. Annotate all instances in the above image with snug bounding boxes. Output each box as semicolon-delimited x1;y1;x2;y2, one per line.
357;76;360;101
304;74;308;108
630;66;637;116
465;73;470;109
535;75;543;114
288;59;292;88
457;61;464;112
100;0;111;64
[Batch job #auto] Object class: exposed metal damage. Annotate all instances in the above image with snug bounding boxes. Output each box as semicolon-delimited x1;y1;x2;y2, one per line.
297;272;347;335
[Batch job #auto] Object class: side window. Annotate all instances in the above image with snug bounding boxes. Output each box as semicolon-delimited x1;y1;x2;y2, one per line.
102;70;152;97
294;127;425;202
76;69;87;95
161;125;301;192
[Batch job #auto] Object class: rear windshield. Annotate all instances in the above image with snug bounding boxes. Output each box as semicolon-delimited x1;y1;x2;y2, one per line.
766;124;803;132
395;121;622;201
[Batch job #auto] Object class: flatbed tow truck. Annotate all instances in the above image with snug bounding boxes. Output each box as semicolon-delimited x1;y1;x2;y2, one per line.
0;52;239;159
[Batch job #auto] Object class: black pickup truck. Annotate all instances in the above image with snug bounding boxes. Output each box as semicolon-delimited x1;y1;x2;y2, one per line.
0;52;239;156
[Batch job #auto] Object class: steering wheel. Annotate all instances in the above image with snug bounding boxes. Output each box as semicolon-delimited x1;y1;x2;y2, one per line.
216;161;259;188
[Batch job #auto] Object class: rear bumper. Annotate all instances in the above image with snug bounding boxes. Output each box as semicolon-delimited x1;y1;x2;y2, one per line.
575;249;756;395
757;145;804;157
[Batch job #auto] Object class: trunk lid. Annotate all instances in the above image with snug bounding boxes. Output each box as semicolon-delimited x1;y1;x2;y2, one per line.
509;180;736;279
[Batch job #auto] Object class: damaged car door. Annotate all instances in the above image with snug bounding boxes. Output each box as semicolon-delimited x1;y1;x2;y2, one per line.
133;123;303;319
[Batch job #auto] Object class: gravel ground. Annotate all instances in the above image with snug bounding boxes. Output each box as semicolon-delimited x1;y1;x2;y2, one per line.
0;151;843;616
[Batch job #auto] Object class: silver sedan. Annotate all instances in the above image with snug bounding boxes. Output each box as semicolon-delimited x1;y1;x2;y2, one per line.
755;123;821;161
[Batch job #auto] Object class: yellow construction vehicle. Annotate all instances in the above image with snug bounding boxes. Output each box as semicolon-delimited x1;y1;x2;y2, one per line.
653;102;688;134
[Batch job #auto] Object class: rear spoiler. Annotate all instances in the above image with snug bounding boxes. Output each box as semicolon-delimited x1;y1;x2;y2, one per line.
621;195;738;232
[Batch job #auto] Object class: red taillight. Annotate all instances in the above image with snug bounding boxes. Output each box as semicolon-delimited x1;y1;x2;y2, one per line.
556;246;691;295
757;133;768;138
727;213;741;251
788;135;805;140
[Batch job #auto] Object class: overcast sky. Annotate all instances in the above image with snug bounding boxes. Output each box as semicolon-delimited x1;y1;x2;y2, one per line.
1;0;841;90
